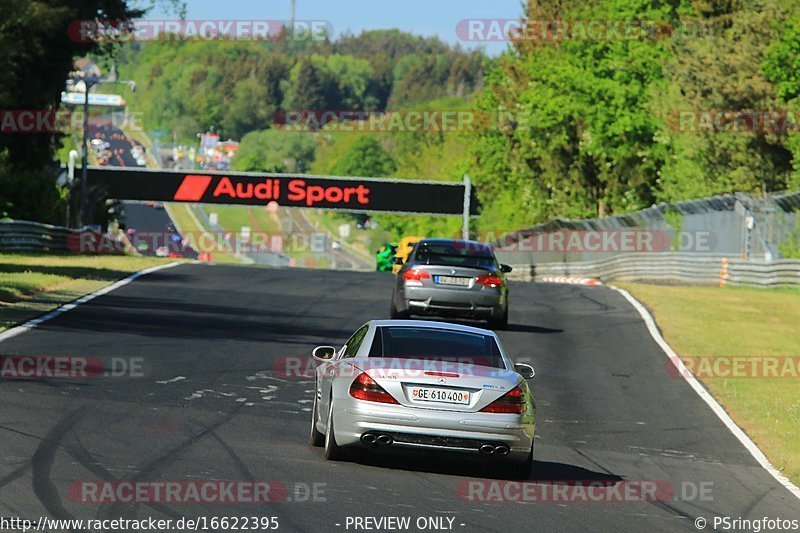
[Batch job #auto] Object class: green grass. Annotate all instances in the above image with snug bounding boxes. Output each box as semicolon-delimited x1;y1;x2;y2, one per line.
0;253;174;331
164;203;242;264
0;271;70;302
208;205;280;234
617;283;800;485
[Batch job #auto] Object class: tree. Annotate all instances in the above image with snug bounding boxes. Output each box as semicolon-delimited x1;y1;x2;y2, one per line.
223;78;273;139
282;57;339;113
231;130;316;173
472;0;678;228
763;11;800;190
325;55;380;110
122;41;287;140
658;1;794;200
330;137;396;177
0;0;149;222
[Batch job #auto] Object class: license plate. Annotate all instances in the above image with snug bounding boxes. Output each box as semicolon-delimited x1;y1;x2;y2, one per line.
409;387;470;404
435;276;470;286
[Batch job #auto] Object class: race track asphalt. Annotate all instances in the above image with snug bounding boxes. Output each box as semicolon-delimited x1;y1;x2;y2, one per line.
0;264;798;532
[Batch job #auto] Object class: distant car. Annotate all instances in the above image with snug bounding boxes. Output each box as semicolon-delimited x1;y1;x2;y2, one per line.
155;246;169;257
309;320;535;477
392;235;424;275
331;241;342;250
375;243;397;272
390;239;512;329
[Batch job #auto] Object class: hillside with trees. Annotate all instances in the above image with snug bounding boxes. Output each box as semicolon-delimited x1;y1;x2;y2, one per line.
472;0;800;230
4;0;800;240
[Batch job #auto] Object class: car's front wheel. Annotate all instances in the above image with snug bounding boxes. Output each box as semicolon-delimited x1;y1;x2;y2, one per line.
323;398;348;460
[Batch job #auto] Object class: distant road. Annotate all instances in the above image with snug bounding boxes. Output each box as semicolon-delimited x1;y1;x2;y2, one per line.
90;123;196;258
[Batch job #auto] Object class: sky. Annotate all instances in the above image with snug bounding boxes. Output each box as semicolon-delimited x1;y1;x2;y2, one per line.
140;0;524;55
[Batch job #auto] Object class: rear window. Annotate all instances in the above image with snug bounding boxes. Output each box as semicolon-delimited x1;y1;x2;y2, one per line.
369;326;506;368
414;242;495;268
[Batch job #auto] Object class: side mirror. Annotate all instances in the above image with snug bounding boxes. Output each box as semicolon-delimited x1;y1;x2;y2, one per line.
392;256;404;265
312;346;336;361
514;363;535;379
500;264;513;273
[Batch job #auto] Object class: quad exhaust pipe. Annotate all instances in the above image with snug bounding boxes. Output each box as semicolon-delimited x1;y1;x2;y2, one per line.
361;433;507;455
361;433;393;446
479;444;510;456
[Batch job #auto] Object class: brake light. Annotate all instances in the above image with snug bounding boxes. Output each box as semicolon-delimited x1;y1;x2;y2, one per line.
479;386;526;414
349;372;399;404
424;371;460;378
403;269;431;283
475;275;502;288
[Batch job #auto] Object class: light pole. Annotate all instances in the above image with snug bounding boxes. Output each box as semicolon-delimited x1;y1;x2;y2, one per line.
71;72;136;227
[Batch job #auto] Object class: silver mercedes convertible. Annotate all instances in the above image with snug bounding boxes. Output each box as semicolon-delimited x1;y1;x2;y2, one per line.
309;320;535;477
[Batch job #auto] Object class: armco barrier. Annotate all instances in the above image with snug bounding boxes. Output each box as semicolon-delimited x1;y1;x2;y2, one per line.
508;253;800;287
0;220;72;252
0;220;128;254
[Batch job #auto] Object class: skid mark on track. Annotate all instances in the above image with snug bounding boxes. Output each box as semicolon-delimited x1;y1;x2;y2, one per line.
98;406;243;521
32;406;90;521
67;432;182;521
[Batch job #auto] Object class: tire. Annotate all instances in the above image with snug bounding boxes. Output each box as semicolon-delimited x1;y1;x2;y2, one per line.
309;393;324;447
389;298;410;319
488;306;508;330
323;397;347;461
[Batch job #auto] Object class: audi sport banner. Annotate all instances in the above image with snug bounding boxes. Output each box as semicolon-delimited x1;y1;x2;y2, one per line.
87;167;478;215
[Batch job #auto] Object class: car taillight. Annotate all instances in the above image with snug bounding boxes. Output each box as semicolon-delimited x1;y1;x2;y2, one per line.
480;386;526;414
349;372;399;404
403;269;431;283
475;275;502;288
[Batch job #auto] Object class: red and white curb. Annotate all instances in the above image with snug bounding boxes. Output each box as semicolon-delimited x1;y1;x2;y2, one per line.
539;276;603;286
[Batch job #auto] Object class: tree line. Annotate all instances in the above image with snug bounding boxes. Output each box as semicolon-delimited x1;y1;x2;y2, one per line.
3;0;800;238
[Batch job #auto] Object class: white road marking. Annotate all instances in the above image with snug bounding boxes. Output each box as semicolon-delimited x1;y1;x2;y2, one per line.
610;284;800;501
156;376;186;384
0;262;182;343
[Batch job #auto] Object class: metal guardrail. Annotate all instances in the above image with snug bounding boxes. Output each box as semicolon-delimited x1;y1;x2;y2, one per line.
0;219;130;255
508;253;800;287
0;220;72;252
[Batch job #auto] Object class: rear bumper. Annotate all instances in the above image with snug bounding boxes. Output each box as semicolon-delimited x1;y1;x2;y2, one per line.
333;399;534;460
396;285;505;318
